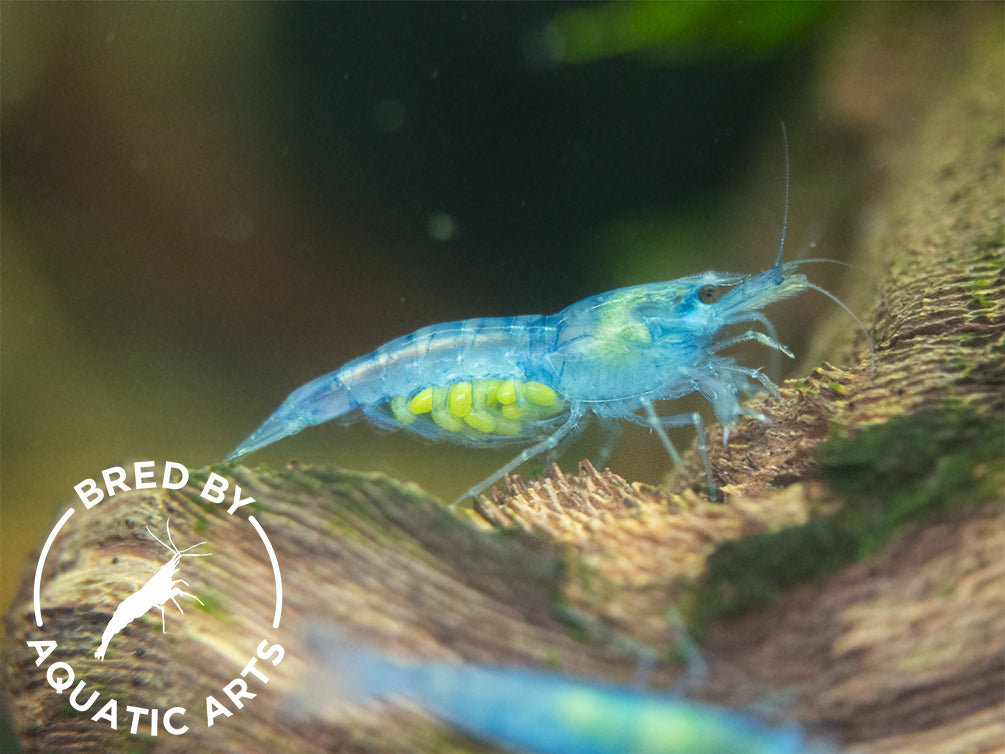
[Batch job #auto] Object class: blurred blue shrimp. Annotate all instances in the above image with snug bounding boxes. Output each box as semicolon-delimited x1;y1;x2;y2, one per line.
227;132;872;503
299;622;807;754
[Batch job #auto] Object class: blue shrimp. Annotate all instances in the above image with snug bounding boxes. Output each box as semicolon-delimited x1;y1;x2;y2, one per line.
226;143;872;503
298;622;807;754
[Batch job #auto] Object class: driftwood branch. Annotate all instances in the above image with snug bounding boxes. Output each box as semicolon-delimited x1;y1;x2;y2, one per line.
5;6;1003;753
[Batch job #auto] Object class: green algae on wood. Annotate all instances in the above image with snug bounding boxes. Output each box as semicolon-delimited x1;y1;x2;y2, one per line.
691;406;1003;627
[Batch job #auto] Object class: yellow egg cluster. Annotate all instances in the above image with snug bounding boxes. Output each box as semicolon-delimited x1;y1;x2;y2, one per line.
390;379;566;437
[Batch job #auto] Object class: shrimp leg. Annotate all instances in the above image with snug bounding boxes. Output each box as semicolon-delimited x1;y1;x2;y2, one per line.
591;418;623;470
710;329;793;358
635;398;715;501
454;404;588;505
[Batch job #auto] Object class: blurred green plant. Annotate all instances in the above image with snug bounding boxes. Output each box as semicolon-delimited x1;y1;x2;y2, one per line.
539;2;833;65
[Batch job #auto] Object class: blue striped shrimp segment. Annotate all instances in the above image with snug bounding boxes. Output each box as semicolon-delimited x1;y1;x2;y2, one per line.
300;622;807;754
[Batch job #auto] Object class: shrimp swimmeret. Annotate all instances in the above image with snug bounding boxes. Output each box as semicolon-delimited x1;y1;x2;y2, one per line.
227;140;872;503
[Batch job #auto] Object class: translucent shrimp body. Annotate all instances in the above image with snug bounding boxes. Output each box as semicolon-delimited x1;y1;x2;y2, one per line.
300;623;806;754
226;252;864;502
227;125;873;503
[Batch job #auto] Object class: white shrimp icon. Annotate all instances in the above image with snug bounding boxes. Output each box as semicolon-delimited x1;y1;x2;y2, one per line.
94;520;211;660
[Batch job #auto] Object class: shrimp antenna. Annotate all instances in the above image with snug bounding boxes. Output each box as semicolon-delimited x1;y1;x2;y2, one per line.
775;121;790;269
777;135;877;376
802;280;877;375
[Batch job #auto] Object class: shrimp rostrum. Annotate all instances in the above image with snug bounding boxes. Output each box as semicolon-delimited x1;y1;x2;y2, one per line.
227;242;870;504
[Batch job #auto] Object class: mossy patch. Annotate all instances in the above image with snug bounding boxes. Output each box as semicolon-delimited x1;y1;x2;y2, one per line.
193;591;227;619
689;404;1003;631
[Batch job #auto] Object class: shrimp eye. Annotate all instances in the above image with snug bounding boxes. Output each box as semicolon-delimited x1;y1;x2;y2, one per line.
697;285;723;304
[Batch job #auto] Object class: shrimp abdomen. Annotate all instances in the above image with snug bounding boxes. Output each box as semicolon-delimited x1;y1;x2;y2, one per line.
227;315;567;460
359;316;570;446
